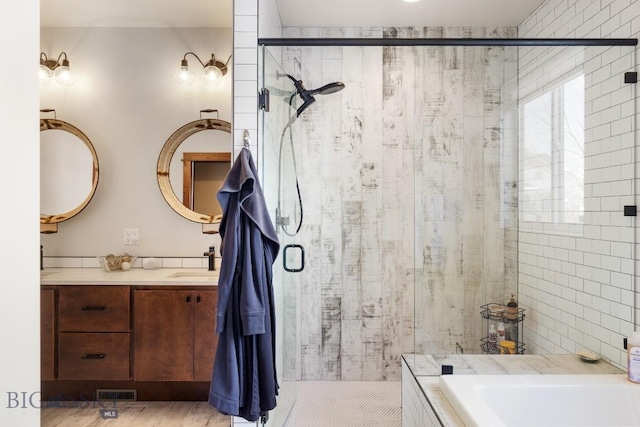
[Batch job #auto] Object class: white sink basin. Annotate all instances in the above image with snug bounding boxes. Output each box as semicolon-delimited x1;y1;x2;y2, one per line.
167;271;219;279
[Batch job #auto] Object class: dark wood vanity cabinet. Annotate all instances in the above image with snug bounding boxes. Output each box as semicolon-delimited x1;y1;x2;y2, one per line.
193;290;218;381
41;288;55;381
57;286;131;381
41;284;218;400
133;289;218;381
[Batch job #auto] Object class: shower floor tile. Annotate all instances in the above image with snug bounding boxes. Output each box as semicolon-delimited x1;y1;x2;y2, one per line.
285;381;401;427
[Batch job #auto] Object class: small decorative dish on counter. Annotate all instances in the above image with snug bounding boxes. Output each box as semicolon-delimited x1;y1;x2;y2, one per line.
578;350;600;363
97;254;137;272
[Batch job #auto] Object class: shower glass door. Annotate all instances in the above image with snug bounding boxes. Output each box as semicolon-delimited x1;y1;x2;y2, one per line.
260;46;299;427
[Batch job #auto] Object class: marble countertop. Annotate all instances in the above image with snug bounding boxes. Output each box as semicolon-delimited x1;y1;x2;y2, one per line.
40;268;220;286
404;354;624;427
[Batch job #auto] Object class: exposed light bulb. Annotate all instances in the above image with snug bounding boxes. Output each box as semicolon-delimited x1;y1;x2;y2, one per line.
203;64;223;86
53;65;76;86
39;64;53;85
175;65;195;85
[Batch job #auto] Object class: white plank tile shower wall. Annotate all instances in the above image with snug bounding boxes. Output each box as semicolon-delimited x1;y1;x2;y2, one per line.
280;26;519;381
518;0;640;370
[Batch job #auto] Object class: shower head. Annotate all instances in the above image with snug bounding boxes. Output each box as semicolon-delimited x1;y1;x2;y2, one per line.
286;74;345;117
309;81;345;96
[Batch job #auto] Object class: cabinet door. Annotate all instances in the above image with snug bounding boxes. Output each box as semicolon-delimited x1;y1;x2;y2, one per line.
133;290;194;381
41;289;55;381
193;290;218;381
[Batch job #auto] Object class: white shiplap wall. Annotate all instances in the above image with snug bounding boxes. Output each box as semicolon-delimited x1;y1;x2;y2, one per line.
518;0;640;369
231;3;259;426
234;0;259;165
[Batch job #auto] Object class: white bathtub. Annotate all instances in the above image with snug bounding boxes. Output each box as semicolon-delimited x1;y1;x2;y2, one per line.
439;374;640;427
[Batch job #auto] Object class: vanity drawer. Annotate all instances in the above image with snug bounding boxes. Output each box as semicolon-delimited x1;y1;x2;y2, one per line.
58;332;130;380
58;286;130;332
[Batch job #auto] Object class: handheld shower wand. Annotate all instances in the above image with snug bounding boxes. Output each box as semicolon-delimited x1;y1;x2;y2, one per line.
286;74;345;117
276;74;346;236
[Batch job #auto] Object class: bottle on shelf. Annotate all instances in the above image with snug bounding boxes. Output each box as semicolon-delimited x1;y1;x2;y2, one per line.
507;294;518;320
497;321;506;344
488;324;498;353
628;331;640;383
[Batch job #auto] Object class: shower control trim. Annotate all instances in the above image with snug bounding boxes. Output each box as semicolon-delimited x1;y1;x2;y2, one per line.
275;208;290;226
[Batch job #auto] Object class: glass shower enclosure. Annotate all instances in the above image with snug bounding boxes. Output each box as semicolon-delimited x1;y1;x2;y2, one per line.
259;32;637;425
259;46;300;426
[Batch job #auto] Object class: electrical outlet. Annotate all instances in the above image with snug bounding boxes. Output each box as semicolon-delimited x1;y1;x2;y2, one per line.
124;228;140;245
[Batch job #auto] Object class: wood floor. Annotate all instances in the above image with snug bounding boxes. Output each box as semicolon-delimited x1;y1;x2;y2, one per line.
41;401;231;427
41;381;401;426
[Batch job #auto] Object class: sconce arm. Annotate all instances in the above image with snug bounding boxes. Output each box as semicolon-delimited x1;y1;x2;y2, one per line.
40;51;70;69
55;52;69;66
183;52;207;67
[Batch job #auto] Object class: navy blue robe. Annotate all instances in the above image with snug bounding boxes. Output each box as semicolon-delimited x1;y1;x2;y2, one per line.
208;148;280;422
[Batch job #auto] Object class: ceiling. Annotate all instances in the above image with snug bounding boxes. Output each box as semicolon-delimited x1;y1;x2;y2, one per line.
40;0;544;28
276;0;546;28
40;0;233;28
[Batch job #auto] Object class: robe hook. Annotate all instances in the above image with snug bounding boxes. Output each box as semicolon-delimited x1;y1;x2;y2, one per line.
243;129;251;147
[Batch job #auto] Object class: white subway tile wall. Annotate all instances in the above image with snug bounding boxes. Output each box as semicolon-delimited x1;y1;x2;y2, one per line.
232;1;294;424
234;0;259;167
43;257;216;270
519;0;639;370
231;1;286;424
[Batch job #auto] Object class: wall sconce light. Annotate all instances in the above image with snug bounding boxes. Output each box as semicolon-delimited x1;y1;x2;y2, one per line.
176;52;231;86
40;52;76;86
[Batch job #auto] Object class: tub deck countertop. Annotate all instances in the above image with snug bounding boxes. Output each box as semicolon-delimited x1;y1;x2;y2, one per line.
40;267;219;286
403;354;625;427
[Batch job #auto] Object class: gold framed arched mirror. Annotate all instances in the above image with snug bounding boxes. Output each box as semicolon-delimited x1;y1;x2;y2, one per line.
157;114;231;226
40;113;99;233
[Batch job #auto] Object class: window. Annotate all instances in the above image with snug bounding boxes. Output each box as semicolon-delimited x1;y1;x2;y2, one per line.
520;74;585;224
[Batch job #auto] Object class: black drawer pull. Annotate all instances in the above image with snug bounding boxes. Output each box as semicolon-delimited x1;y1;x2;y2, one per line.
81;305;106;311
196;295;201;303
82;353;106;360
186;296;191;303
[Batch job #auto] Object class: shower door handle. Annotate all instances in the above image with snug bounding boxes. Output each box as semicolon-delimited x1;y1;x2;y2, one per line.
283;244;304;273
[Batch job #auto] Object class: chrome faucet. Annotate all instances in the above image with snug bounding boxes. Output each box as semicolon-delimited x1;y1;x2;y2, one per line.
203;246;216;271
